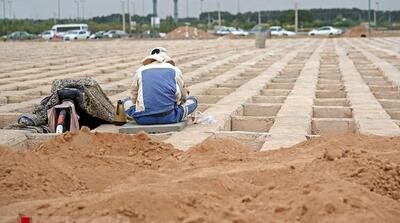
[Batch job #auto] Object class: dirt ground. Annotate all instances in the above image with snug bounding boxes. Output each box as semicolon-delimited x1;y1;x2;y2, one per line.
166;27;216;39
0;128;399;223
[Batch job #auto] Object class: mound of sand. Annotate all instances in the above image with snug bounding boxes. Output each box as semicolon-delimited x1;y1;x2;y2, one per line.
1;130;400;222
344;26;368;37
166;26;216;40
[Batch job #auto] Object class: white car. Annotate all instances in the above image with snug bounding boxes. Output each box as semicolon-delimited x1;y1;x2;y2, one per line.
63;30;90;41
230;28;249;36
308;26;342;36
104;30;128;38
215;27;232;36
41;30;55;40
269;26;296;36
216;27;249;36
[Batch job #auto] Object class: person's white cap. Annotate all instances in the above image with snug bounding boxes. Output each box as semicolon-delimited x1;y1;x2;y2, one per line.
150;47;167;55
142;47;174;65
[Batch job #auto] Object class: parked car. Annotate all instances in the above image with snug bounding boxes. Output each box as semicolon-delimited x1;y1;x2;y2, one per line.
41;30;55;40
104;30;128;38
215;27;249;36
63;30;91;41
230;28;249;36
142;30;166;38
249;25;268;35
2;31;34;40
215;27;231;36
308;26;342;36
269;26;296;36
90;31;106;39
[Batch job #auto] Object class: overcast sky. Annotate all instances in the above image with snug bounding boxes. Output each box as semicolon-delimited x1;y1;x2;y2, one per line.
4;0;400;19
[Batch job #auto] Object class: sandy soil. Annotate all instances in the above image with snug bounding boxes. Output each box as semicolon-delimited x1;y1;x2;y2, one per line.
166;27;216;40
0;128;399;222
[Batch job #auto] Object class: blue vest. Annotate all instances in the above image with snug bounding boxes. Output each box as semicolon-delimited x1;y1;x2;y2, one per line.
133;67;177;118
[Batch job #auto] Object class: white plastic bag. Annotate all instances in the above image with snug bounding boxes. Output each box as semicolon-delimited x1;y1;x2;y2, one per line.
189;111;216;125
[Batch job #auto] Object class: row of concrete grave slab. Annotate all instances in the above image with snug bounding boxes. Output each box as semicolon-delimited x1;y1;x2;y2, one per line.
0;40;234;72
95;39;304;138
165;39;317;150
192;41;292;113
0;40;256;127
230;51;311;133
167;38;400;151
0;39;283;149
109;49;258;103
1;38;400;151
0;43;245;105
346;42;400;128
348;39;400;127
312;42;354;135
106;40;291;105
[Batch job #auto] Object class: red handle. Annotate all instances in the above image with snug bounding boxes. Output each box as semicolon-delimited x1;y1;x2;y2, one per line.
57;110;66;125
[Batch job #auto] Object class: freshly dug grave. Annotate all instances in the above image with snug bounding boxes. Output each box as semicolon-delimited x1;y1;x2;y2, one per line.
166;26;216;39
344;26;368;37
0;129;400;223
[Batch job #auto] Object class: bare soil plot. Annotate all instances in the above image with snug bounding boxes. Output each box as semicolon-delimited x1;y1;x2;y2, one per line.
0;129;399;223
0;38;400;222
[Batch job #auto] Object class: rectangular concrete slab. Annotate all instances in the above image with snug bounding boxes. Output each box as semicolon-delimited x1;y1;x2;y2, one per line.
119;122;187;134
0;113;20;128
243;103;281;117
316;90;346;98
336;40;400;136
252;95;287;104
312;118;356;134
231;116;275;132
0;129;29;149
314;98;349;106
165;41;312;150
213;131;270;151
313;106;352;118
261;42;324;151
349;39;400;87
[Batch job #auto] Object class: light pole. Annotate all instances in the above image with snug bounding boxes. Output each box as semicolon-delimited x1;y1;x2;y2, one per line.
152;0;157;16
173;0;178;22
295;0;298;33
57;0;61;20
237;0;240;13
7;0;11;18
127;0;131;33
81;0;85;20
200;0;204;14
132;0;135;15
375;1;379;27
1;0;5;19
368;0;371;33
186;0;188;18
53;12;57;24
142;0;144;16
121;0;126;32
207;12;210;28
217;1;221;26
374;2;376;26
74;0;80;20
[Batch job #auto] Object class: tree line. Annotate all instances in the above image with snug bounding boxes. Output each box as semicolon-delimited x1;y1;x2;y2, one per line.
0;8;399;36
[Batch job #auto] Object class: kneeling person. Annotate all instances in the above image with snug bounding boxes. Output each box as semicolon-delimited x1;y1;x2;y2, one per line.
123;47;197;125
